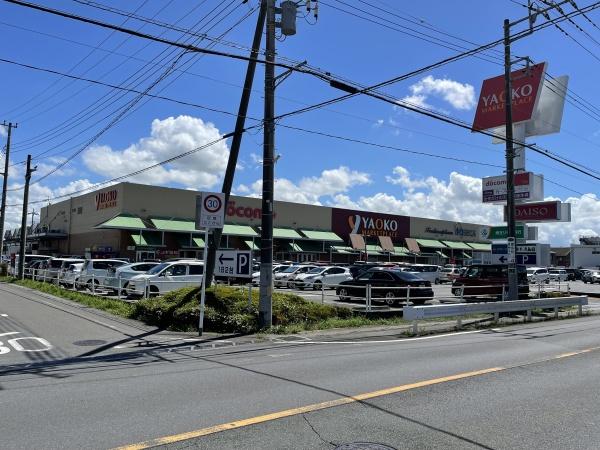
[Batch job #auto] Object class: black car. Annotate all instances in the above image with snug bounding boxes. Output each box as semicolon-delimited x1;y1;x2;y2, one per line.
564;268;577;281
336;268;434;306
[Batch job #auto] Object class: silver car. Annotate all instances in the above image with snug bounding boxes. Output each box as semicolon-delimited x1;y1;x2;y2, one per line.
104;262;160;294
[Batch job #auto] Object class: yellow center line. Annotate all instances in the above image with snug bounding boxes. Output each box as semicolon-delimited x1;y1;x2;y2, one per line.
114;345;600;450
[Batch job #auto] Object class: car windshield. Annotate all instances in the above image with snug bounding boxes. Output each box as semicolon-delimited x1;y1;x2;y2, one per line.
282;266;299;273
147;263;170;275
549;270;559;274
307;267;325;274
442;268;453;273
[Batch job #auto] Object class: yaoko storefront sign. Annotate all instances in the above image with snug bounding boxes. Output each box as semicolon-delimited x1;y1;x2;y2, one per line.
472;62;546;131
95;189;118;210
331;208;410;241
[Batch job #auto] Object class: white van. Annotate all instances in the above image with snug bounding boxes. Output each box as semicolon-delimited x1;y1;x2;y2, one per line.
127;260;204;297
526;267;549;284
404;264;443;284
78;259;128;290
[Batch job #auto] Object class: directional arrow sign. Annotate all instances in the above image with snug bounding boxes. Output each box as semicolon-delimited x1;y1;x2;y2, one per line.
215;250;252;277
499;255;507;263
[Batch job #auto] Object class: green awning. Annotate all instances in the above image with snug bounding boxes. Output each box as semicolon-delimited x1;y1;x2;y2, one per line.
416;239;447;248
273;228;303;239
222;224;258;237
366;244;383;254
295;241;323;252
176;234;205;248
300;230;343;242
283;242;302;252
151;217;195;232
97;214;146;230
441;241;472;250
244;240;258;250
393;246;409;254
462;252;472;259
436;250;449;258
130;231;162;247
467;242;492;251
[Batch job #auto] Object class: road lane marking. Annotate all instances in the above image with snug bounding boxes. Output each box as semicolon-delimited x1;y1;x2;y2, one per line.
0;313;8;317
113;367;503;450
114;344;600;450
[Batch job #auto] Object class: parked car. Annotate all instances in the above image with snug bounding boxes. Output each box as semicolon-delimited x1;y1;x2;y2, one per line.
127;261;204;297
403;264;443;284
589;271;600;284
564;268;577;281
60;263;84;288
78;259;128;290
273;265;314;288
348;262;397;279
11;254;51;276
526;267;550;284
336;267;434;306
293;266;352;290
440;267;461;284
251;264;291;286
40;257;84;284
548;269;568;283
581;269;594;283
27;259;45;279
285;265;319;288
104;262;160;295
451;264;529;300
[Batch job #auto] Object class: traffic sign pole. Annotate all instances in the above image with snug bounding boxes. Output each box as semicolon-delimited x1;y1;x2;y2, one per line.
199;227;209;336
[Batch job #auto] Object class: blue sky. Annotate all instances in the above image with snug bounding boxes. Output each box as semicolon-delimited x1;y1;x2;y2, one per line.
1;0;600;244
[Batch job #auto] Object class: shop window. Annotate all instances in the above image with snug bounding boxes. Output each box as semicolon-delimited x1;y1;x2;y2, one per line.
77;207;83;214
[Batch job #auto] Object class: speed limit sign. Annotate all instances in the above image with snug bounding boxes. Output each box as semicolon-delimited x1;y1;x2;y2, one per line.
196;192;225;229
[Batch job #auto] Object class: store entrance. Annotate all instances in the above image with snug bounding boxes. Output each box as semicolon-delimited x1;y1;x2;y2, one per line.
136;250;156;262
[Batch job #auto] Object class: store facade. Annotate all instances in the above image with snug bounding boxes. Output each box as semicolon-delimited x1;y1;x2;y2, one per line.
20;182;491;263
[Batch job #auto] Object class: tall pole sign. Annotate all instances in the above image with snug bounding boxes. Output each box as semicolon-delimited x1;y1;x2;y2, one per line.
195;192;225;336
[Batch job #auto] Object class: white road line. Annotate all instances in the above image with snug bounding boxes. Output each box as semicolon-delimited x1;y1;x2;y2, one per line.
276;329;500;345
0;314;8;317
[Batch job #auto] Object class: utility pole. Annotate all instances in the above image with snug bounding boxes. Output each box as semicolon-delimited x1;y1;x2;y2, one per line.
0;121;16;259
204;1;267;289
503;18;519;302
17;154;36;279
259;0;277;328
502;0;568;299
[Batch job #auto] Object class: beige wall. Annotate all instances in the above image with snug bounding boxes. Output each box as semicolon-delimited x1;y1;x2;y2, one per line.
410;217;488;242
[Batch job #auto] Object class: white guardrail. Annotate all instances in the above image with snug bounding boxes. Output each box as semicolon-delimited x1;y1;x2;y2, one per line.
404;296;588;334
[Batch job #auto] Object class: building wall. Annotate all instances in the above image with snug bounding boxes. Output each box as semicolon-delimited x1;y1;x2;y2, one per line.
410;217;487;242
570;245;600;268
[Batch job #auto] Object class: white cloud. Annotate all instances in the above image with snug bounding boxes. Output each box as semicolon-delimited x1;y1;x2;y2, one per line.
400;75;476;111
246;166;371;205
82;115;229;190
0;127;6;137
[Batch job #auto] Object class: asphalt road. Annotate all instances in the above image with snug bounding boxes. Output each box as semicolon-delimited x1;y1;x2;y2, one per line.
3;283;600;449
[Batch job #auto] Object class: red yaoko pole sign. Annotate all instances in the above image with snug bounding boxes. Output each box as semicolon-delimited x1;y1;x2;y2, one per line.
472;62;547;131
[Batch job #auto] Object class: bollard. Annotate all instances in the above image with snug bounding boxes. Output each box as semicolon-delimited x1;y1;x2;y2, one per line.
538;282;542;299
494;312;500;322
578;302;583;316
91;278;95;295
456;317;462;330
412;320;418;335
554;306;559;319
57;270;61;287
526;309;532;322
406;286;411;305
117;273;122;299
144;278;149;300
321;282;325;304
248;283;252;308
366;284;371;313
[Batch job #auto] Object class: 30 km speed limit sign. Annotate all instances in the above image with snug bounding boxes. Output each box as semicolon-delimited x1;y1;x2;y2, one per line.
196;192;225;229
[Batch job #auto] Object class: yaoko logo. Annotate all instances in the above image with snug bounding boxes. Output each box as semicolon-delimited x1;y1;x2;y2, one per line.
95;190;117;210
332;208;409;239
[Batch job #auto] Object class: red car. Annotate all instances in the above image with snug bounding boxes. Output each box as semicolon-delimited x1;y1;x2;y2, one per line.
451;264;529;300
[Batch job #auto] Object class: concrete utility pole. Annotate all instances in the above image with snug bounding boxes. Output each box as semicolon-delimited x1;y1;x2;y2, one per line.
503;18;519;302
17;154;36;279
204;1;267;289
502;0;568;299
0;121;16;258
259;0;277;328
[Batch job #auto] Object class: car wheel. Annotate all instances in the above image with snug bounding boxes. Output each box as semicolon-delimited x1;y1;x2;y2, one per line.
119;282;129;297
149;286;159;297
338;288;349;301
384;291;396;306
434;278;440;285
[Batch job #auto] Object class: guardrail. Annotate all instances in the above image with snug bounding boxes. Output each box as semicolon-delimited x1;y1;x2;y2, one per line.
404;296;589;334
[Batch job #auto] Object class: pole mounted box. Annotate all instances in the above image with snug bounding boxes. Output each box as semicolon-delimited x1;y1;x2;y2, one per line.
279;1;297;36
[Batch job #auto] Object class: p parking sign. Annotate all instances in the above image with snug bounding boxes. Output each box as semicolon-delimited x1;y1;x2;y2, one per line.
196;192;225;229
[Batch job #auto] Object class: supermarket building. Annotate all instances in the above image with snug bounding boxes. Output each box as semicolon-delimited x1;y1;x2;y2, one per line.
15;182;492;263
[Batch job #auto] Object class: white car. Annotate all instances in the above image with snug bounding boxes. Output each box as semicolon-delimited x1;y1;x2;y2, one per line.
78;259;128;290
548;269;568;282
293;266;352;290
128;261;204;297
273;265;317;288
251;264;289;286
104;262;160;294
41;258;84;284
403;264;443;284
440;267;461;284
527;267;550;284
60;263;84;288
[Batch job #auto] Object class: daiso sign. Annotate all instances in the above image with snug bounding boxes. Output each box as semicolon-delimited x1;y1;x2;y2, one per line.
331;208;409;240
472;62;546;131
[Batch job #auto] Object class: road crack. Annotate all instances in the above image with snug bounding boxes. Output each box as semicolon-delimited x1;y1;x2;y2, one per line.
303;413;337;448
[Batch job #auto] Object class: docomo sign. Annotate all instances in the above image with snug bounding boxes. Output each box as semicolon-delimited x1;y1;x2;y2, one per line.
472;62;547;131
226;201;276;220
331;208;409;239
482;172;544;203
503;200;571;223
